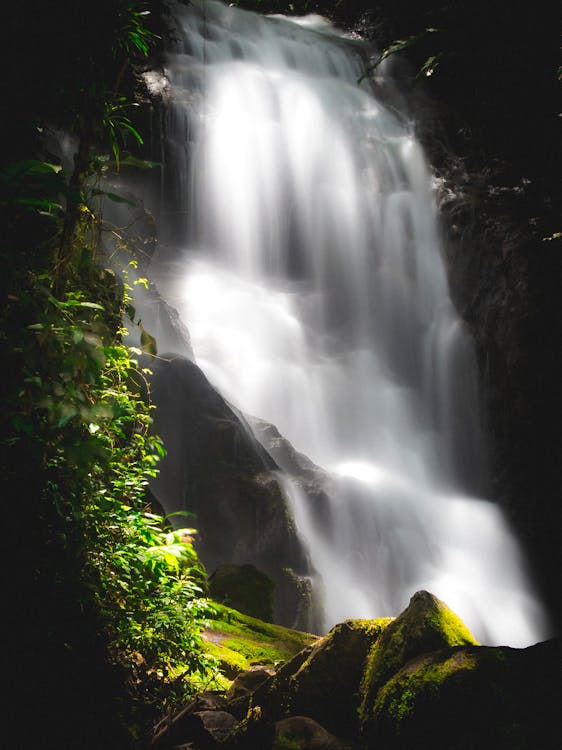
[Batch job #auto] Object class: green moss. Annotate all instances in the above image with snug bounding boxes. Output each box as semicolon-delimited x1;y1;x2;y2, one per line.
426;603;476;647
203;640;250;678
363;644;552;749
222;637;285;665
376;648;479;725
203;603;317;680
359;591;478;727
272;731;302;750
209;604;315;646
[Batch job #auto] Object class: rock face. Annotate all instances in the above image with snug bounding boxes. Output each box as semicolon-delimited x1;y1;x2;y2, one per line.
151;591;561;750
147;355;314;627
390;2;561;633
247;416;336;540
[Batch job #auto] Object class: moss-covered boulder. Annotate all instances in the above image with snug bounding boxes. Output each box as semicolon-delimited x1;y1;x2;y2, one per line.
359;590;478;730
367;638;562;749
250;617;392;739
209;563;275;622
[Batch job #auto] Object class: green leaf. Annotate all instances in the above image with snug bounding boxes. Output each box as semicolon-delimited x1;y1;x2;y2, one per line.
415;54;442;80
358;28;439;84
120;155;160;170
91;188;137;207
1;160;62;181
12;415;33;434
14;197;63;211
139;323;157;356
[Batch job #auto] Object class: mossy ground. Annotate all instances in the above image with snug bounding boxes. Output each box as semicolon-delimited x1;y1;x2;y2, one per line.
202;603;317;683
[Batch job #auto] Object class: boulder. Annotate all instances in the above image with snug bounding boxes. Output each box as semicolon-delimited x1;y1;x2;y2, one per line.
249;617;392;739
152;692;232;748
358;589;478;729
226;706;275;749
186;711;238;748
226;666;275;704
367;638;562;749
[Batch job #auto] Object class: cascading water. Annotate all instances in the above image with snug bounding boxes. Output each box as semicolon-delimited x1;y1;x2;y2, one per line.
147;0;550;646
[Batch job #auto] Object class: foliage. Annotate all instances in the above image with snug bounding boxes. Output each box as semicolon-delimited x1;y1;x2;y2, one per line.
2;213;218;736
103;97;145;170
358;28;440;84
0;5;216;745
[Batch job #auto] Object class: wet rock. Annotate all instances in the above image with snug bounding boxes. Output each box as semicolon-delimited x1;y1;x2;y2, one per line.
248;415;336;541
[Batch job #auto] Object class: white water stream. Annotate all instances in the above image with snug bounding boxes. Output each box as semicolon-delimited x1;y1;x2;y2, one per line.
148;0;550;646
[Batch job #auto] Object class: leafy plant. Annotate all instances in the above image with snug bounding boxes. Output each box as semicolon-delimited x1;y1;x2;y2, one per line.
358;28;440;84
103;97;145;170
3;259;218;732
1;2;220;744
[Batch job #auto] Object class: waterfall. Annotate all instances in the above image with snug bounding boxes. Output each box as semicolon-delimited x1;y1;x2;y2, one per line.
146;0;550;646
